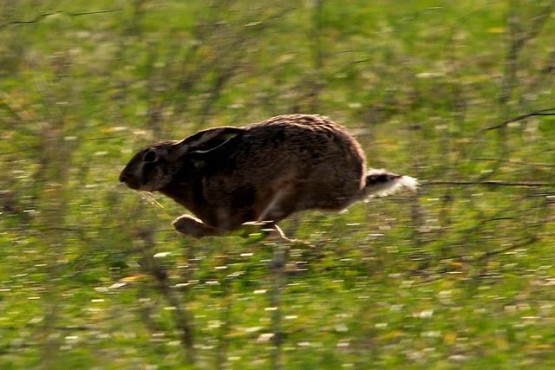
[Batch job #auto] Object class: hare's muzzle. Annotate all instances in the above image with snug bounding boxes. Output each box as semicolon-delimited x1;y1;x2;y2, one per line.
119;170;140;189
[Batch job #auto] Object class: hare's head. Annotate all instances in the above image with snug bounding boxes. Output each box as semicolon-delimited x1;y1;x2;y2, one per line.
119;141;178;191
119;127;244;192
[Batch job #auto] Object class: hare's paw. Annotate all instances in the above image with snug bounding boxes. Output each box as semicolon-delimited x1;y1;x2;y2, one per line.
172;215;218;238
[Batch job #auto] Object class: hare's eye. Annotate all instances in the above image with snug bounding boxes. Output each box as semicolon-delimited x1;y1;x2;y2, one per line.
143;150;157;163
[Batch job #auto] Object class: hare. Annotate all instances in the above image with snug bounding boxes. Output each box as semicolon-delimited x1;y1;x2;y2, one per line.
119;114;417;238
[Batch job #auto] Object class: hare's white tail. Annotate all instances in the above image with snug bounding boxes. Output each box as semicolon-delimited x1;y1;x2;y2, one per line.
361;169;418;199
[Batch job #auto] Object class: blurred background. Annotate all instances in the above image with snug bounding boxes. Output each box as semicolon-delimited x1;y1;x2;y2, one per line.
1;0;554;368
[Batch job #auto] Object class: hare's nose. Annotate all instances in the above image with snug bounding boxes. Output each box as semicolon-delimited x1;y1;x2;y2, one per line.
119;172;128;183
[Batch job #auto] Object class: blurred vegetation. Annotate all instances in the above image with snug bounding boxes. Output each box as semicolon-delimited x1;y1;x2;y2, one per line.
1;0;554;368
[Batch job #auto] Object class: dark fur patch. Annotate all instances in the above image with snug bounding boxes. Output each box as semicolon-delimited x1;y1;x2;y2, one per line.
230;184;256;209
365;173;399;185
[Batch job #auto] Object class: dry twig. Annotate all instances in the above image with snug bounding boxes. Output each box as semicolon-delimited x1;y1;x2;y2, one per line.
423;180;554;188
0;8;121;30
481;107;555;132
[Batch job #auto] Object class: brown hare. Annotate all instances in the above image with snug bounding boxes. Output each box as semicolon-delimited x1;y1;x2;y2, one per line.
119;114;417;238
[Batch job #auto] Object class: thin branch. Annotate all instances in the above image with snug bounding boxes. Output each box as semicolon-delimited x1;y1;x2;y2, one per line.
0;11;62;29
67;9;121;17
0;8;121;30
135;230;195;364
54;325;96;331
475;157;555;168
481;107;555;132
268;243;288;370
498;4;553;107
88;134;130;141
476;236;538;262
423;180;554;187
512;4;553;54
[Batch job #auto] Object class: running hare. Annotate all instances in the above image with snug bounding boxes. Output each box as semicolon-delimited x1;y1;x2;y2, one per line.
119;114;417;238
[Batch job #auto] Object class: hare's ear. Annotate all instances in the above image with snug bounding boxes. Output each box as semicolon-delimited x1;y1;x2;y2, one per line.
171;127;245;161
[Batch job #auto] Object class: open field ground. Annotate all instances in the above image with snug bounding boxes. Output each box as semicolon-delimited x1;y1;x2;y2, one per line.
1;1;555;368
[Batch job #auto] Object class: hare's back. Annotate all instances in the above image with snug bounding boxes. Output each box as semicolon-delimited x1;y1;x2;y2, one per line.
245;114;363;153
239;115;366;209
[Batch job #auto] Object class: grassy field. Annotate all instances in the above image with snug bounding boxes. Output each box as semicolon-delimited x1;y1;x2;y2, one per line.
1;0;555;368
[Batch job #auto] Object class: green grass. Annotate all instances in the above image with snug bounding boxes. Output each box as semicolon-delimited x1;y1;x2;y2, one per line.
1;0;555;368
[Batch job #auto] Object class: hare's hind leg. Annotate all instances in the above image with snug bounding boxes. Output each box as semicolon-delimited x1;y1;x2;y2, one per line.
173;215;219;238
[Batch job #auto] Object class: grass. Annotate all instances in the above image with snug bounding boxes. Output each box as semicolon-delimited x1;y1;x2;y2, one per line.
1;0;555;368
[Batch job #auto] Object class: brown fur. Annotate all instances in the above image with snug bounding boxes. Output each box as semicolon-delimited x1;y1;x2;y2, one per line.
119;114;417;237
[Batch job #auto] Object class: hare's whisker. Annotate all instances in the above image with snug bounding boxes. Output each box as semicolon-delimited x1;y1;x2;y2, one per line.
137;191;165;208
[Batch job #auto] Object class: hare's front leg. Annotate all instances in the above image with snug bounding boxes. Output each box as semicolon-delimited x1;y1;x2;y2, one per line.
172;215;219;238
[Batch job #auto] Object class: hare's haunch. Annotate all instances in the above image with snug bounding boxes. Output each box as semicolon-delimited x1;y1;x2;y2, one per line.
120;114;417;237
